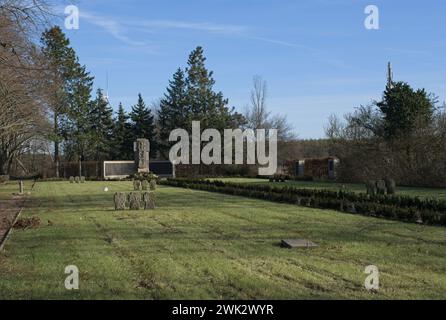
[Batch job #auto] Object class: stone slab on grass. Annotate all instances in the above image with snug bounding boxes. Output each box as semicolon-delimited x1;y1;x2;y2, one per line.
281;239;318;249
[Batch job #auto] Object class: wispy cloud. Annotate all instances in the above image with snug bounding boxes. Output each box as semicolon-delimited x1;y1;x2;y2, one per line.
81;12;147;47
76;9;355;71
249;36;316;51
79;10;315;51
135;20;246;34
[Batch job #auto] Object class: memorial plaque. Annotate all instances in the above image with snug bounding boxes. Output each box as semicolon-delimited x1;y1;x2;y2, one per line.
281;239;318;249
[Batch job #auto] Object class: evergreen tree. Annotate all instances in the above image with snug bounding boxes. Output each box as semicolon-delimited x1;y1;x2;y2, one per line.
130;93;158;158
41;26;79;176
62;62;94;162
185;46;244;131
112;103;133;160
89;89;114;163
377;81;435;140
158;68;188;158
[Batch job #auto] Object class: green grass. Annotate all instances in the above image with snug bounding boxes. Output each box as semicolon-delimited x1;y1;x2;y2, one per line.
0;181;445;299
213;178;446;199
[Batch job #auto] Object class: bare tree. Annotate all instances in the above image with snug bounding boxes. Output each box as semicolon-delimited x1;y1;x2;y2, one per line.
0;0;52;175
244;75;296;141
245;75;270;129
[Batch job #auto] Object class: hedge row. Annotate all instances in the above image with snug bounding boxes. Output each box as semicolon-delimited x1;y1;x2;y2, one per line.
161;179;446;227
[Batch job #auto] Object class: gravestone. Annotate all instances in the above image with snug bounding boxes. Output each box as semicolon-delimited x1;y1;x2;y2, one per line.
75;176;80;184
385;178;396;195
114;192;126;211
133;180;141;191
366;180;377;195
134;138;150;173
281;239;318;249
69;176;74;184
129;192;142;210
149;180;157;191
141;180;149;191
376;180;387;195
80;176;86;183
143;192;155;210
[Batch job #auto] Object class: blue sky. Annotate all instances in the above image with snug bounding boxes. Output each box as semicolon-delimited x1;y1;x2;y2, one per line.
57;0;446;138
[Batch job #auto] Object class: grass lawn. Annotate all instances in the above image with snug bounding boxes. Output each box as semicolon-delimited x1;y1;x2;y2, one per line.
213;178;446;200
0;180;445;299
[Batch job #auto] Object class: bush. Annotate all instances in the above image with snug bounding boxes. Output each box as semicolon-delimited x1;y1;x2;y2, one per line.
161;178;446;227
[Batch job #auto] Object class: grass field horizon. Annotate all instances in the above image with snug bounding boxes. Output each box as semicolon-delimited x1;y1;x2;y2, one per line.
0;180;445;300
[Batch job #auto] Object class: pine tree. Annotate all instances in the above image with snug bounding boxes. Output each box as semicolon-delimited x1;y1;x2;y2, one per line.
112;103;133;160
62;62;94;162
158;68;188;158
185;46;244;131
41;26;80;176
89;89;114;164
130;94;158;158
377;81;435;140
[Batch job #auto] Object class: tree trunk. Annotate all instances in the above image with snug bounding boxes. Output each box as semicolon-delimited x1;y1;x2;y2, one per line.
54;112;60;178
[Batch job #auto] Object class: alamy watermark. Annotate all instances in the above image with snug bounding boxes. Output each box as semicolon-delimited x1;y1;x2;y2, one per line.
364;5;380;30
364;265;380;291
65;265;79;290
169;121;278;176
64;5;80;30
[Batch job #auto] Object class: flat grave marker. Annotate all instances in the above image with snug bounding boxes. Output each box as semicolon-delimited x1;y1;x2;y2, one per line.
281;239;318;249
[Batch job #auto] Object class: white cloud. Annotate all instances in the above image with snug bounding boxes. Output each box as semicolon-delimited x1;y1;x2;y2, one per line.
135;20;246;34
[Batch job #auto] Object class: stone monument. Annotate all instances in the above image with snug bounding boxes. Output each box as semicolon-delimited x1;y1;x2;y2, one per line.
143;192;155;210
114;192;126;211
133;180;141;191
129;192;142;210
134;138;150;173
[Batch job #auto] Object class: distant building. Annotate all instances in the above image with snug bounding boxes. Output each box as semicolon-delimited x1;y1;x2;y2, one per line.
285;157;339;180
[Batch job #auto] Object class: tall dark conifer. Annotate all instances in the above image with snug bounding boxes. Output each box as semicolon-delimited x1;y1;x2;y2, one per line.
113;103;133;160
157;68;188;158
130;94;158;158
185;46;244;131
89;89;114;164
41;26;90;175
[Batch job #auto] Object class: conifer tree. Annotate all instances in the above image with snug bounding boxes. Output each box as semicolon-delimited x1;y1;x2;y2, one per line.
157;68;188;158
41;26;87;175
113;103;133;160
130;93;158;158
89;89;114;163
185;46;244;131
377;81;435;140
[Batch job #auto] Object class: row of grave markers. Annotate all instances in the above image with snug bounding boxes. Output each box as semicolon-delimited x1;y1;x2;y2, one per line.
133;179;156;191
69;176;86;184
114;192;155;211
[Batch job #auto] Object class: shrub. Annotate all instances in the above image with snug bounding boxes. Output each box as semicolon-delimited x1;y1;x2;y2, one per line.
161;178;446;227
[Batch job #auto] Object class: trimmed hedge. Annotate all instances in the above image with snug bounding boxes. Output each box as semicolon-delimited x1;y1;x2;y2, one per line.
160;178;446;227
